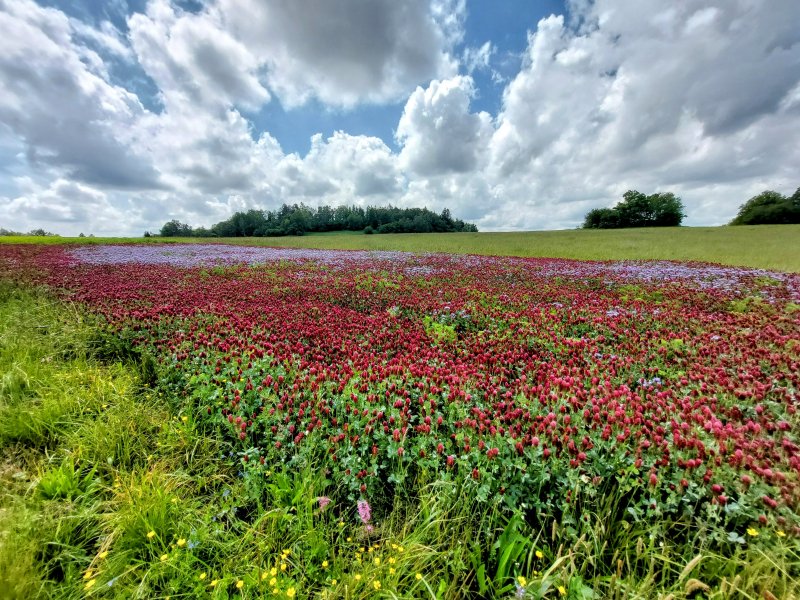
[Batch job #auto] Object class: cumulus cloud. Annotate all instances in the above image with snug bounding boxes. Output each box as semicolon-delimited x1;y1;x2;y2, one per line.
0;0;161;189
127;0;270;112
486;0;800;228
214;0;461;107
397;76;492;176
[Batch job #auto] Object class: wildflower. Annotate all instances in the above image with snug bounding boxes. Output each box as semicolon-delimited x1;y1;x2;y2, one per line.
84;570;94;580
374;557;381;566
558;585;567;596
389;568;396;575
280;562;287;572
270;567;277;577
388;557;396;564
338;521;345;527
777;530;787;537
236;580;244;589
322;560;329;568
199;573;207;581
357;499;372;525
177;538;186;547
160;554;169;562
518;575;527;587
210;579;218;587
181;416;188;422
346;537;352;542
373;580;381;590
415;573;423;580
535;550;544;559
331;579;337;585
282;548;291;557
318;496;331;510
147;531;156;540
286;588;296;598
270;577;277;586
354;574;362;581
84;579;96;590
98;551;109;559
262;572;268;580
747;527;759;537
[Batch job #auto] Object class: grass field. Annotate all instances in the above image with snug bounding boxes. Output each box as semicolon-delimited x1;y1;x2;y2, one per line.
2;224;799;272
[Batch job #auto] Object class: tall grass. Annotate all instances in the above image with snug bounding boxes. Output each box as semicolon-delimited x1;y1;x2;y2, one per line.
2;224;799;272
1;284;798;599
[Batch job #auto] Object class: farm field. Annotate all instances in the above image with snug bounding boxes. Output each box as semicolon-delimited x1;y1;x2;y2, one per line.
2;224;799;272
1;242;799;599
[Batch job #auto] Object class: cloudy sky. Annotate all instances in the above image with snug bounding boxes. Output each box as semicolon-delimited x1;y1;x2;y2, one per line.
1;0;799;236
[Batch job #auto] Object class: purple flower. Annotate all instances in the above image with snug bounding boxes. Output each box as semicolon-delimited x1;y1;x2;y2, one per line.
357;499;371;525
318;496;331;510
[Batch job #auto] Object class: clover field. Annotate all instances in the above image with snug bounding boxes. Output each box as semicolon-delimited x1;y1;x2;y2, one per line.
1;242;799;599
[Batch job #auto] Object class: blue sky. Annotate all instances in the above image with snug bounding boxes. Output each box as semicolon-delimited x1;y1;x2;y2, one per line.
1;0;799;235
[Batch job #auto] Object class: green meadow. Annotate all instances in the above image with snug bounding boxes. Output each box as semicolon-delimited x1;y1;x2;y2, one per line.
3;225;799;272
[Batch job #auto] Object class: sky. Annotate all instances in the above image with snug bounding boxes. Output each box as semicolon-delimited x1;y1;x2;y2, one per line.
1;0;799;236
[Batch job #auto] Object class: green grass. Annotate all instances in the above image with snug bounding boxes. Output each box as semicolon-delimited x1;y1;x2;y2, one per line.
2;283;799;598
3;224;799;271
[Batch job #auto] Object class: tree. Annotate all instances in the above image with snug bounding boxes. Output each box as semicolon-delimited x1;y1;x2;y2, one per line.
160;220;193;237
582;190;685;229
730;190;800;225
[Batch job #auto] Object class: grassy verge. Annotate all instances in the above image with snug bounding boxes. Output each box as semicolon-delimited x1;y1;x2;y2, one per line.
2;224;799;272
1;284;798;599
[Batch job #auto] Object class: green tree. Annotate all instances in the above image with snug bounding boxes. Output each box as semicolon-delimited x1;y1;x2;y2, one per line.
160;220;193;237
730;190;800;225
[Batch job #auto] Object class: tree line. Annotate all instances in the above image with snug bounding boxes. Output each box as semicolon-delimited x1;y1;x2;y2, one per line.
729;189;800;225
154;204;478;238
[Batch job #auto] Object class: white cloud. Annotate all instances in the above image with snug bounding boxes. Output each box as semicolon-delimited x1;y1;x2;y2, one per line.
397;76;492;176
0;0;161;188
485;0;800;228
214;0;461;107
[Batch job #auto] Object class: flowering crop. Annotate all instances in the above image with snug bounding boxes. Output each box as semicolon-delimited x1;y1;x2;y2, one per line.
3;243;799;537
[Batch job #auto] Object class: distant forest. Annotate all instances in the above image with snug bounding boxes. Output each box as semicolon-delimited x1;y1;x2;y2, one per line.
155;204;478;237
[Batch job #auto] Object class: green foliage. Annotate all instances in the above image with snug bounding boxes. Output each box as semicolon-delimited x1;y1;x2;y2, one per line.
583;190;685;228
158;203;478;238
730;188;800;225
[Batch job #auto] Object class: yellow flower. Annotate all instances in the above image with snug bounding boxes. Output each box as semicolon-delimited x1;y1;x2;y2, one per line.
83;570;93;580
322;560;329;568
346;537;352;542
338;521;345;527
398;545;405;552
210;579;218;587
331;579;337;585
280;562;287;572
282;548;291;556
262;572;268;580
199;572;207;581
415;573;423;580
518;575;527;587
286;587;296;598
272;588;278;594
389;568;396;575
160;554;169;562
373;580;381;590
98;551;109;559
373;557;381;566
360;547;365;552
535;550;544;559
236;580;244;589
777;530;787;538
147;530;156;539
558;585;567;596
747;527;759;537
177;538;186;547
391;543;398;550
181;416;188;422
354;574;362;581
84;579;96;590
270;567;277;577
270;577;277;586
